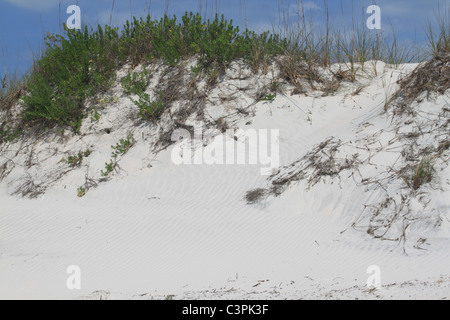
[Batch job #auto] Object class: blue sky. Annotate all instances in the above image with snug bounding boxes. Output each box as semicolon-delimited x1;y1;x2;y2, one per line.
0;0;448;80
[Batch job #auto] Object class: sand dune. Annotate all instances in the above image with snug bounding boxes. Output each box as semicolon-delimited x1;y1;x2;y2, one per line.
0;60;448;299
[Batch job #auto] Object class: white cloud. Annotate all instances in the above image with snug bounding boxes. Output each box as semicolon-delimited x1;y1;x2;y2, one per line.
291;1;321;13
1;0;61;12
303;1;321;11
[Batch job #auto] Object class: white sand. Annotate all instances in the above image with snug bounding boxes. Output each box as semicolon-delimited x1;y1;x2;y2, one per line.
0;60;448;299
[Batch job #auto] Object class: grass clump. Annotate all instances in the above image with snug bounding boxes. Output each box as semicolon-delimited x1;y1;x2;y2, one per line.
398;155;435;191
245;188;267;204
411;156;434;190
425;5;450;57
0;73;26;113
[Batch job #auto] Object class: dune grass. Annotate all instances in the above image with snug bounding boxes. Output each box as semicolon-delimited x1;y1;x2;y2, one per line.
425;4;450;57
0;72;27;143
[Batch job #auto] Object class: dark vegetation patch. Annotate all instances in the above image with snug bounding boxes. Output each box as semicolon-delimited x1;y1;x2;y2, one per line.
17;13;287;134
270;138;359;192
1;6;424;143
245;138;360;204
244;188;268;204
388;52;450;115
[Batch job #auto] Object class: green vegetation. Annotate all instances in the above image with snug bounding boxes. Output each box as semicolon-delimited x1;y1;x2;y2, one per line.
121;69;151;95
90;107;101;122
62;149;92;167
77;186;86;197
16;12;286;132
397;154;435;191
426;7;450;57
0;126;22;144
0;73;26;113
22;25;121;131
0;74;26;143
111;134;135;157
101;159;116;177
131;91;165;120
411;156;434;190
77;136;135;197
0;5;446;136
100;135;135;177
261;93;276;102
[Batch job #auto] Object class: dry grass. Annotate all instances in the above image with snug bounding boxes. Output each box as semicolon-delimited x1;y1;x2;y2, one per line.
387;52;450;114
411;156;434;190
245;188;267;204
425;4;450;58
0;74;26;113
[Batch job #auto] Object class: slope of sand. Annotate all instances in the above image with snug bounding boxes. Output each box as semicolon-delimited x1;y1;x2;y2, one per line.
0;60;448;299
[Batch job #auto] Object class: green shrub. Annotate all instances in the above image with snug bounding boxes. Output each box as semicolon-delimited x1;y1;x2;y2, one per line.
120;12;287;67
111;135;135;157
101;159;116;177
20;12;289;130
261;93;276;102
90;107;100;122
63;149;92;167
0;125;22;144
121;69;151;95
131;91;164;120
22;24;121;131
77;186;86;197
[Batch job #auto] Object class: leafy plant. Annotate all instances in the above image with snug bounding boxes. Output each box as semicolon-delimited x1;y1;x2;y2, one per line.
0;125;23;144
63;149;92;167
101;159;116;177
15;7;426;134
23;25;121;131
111;135;135;157
207;68;219;86
96;95;119;107
190;64;203;75
261;93;276;102
131;91;164;120
121;69;151;95
77;186;86;197
90;107;101;122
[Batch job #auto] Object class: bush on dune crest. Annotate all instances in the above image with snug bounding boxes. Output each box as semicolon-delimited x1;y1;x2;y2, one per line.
21;12;287;132
23;25;121;131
